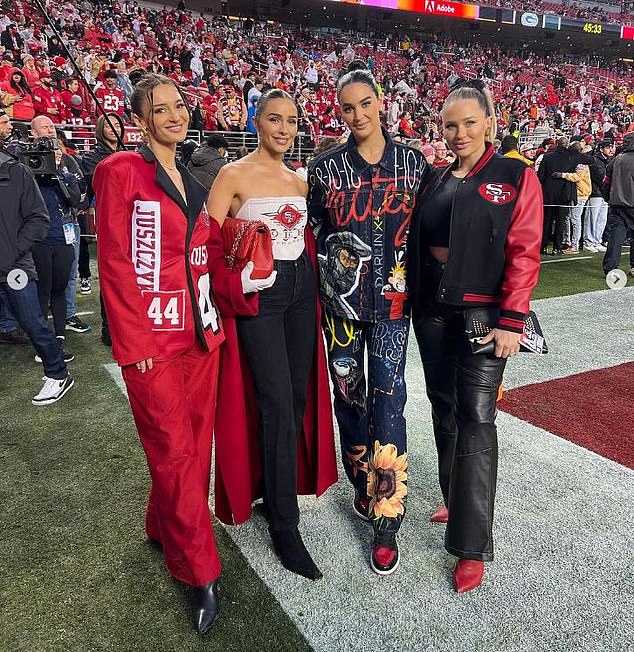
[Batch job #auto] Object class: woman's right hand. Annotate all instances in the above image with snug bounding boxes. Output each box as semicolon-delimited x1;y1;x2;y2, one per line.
135;358;154;373
240;261;277;294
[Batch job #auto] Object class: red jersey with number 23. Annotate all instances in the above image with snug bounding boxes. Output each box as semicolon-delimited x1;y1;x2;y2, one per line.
93;148;224;367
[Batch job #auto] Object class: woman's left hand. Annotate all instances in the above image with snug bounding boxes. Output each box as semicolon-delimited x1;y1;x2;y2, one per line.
478;328;521;358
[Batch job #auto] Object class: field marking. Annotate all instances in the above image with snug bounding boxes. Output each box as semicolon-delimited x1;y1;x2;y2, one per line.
104;363;127;398
541;250;631;265
541;256;594;264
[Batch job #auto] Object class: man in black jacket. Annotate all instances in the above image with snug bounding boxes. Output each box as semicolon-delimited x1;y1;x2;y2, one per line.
0;108;29;344
186;134;229;192
602;132;634;276
538;138;596;253
585;140;615;252
537;137;580;255
0;135;73;405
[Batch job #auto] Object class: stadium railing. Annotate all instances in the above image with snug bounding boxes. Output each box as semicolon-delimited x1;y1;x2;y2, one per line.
45;124;315;159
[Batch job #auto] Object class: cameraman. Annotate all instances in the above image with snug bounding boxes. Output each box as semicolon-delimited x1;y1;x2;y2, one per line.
0;109;74;405
27;116;82;362
30;116;90;334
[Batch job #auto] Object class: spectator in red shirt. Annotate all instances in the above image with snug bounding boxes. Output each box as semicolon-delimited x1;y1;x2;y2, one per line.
199;83;219;131
320;105;341;137
397;111;418;138
21;54;40;88
60;78;91;124
1;68;35;121
32;69;65;123
0;55;15;85
95;70;125;116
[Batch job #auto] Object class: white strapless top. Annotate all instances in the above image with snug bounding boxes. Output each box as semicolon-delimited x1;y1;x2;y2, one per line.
235;196;307;261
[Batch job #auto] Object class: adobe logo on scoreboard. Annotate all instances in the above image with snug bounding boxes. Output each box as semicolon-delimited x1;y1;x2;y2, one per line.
418;0;478;18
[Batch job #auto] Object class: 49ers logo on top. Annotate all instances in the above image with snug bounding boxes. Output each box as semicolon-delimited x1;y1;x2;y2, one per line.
478;183;517;205
272;204;304;229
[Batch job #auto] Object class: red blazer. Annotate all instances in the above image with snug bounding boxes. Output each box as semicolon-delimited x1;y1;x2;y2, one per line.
94;145;250;367
212;222;338;525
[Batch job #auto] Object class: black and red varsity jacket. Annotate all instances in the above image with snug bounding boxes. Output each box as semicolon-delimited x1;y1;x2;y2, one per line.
409;145;543;333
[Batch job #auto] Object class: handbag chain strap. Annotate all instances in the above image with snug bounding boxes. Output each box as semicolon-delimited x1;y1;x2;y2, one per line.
226;221;250;269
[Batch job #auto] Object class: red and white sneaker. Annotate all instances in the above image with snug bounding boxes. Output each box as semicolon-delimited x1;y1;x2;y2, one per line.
370;530;399;575
353;492;370;522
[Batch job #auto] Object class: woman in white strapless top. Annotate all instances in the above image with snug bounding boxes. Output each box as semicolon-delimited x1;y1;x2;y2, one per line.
207;89;322;581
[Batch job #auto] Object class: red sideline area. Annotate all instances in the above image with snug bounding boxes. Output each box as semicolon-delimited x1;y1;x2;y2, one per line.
499;363;634;470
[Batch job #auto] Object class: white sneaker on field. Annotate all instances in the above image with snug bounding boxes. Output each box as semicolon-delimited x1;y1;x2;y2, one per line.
32;374;74;406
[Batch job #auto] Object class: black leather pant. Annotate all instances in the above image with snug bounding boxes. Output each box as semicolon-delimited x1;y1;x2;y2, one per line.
413;257;506;561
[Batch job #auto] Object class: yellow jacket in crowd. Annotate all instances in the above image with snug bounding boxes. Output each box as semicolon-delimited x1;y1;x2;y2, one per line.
561;165;592;200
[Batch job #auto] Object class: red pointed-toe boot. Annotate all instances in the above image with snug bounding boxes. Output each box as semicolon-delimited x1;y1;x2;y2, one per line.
453;559;484;593
430;505;449;523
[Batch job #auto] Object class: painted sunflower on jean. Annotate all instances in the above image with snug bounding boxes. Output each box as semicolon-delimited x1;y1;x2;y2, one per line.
367;441;408;520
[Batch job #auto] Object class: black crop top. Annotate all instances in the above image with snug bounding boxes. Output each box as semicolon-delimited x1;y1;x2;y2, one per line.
420;173;461;247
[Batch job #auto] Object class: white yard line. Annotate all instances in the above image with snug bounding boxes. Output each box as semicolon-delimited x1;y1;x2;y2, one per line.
541;256;594;264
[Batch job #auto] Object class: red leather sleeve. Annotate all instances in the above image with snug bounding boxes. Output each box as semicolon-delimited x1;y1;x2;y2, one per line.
207;217;258;318
94;158;160;366
497;167;543;333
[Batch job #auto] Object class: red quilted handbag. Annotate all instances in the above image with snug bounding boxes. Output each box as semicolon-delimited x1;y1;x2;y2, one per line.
222;217;274;279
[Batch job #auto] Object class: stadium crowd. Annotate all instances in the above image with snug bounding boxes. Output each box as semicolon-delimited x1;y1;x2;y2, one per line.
0;0;633;147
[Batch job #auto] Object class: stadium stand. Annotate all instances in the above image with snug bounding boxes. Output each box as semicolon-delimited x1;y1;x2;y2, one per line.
0;0;632;157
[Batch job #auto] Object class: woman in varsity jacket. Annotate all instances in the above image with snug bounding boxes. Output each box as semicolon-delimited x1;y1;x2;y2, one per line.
409;79;543;594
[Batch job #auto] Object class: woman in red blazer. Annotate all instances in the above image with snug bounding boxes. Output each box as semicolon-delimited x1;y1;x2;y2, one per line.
93;74;256;634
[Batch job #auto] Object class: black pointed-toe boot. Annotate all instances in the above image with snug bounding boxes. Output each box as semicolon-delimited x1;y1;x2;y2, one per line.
191;579;219;634
269;527;323;580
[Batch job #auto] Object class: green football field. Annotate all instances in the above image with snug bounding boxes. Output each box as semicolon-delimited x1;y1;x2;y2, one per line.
0;247;631;652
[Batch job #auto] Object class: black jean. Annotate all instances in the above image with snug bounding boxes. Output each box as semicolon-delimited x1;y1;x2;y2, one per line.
236;252;316;530
413;256;506;561
78;213;91;279
31;242;75;337
602;207;634;274
542;205;569;251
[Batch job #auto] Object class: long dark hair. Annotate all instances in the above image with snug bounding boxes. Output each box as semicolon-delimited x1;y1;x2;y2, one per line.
9;68;30;97
336;69;379;101
130;73;190;135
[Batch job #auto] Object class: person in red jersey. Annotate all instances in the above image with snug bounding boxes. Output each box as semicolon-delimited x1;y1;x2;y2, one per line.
409;79;543;595
93;73;257;635
95;69;124;116
32;68;65;122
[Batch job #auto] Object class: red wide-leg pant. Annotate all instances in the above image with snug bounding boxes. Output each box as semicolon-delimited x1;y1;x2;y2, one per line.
122;344;221;586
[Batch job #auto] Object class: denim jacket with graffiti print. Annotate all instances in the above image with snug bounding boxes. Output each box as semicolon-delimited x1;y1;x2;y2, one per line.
308;129;429;322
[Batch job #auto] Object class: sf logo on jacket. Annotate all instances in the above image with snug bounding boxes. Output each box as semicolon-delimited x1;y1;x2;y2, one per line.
478;183;517;205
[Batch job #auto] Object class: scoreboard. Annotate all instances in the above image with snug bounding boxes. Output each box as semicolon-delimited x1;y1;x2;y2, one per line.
335;0;634;41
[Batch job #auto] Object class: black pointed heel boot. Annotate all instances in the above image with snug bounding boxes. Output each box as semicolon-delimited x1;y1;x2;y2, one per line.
190;579;219;634
269;527;323;580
